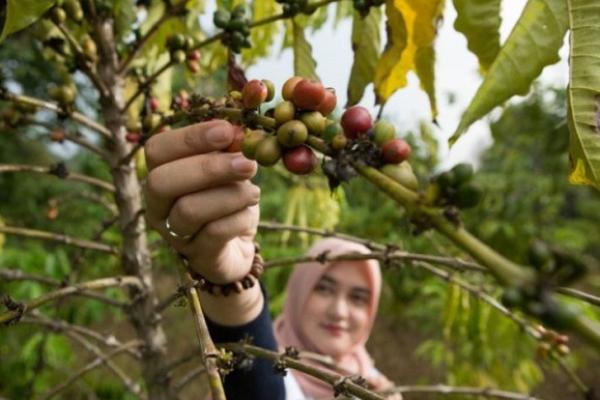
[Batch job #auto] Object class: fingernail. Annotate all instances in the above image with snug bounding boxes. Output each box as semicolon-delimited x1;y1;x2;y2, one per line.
231;156;255;174
206;123;231;145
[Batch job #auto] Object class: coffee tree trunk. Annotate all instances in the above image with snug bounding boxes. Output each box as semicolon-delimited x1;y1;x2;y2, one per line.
94;18;175;400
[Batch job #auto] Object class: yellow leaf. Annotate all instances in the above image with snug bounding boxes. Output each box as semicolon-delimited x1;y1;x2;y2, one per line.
374;0;444;117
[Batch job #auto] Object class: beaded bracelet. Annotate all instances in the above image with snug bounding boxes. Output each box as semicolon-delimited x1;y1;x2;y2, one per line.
179;243;264;297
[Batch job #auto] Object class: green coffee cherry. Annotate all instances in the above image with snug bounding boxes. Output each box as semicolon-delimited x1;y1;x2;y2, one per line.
241;129;266;160
255;136;282;166
450;163;474;187
300;111;326;136
453;182;483;209
277;120;308;148
373;120;396;146
50;7;67;24
381;162;419;191
274;101;295;125
213;9;231;29
64;0;83;21
171;50;186;63
331;134;348;151
323;122;343;142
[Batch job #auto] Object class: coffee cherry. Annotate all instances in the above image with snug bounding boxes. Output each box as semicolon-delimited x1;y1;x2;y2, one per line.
171;50;186;63
242;79;268;109
317;87;337;116
449;163;474;187
323;121;343;142
81;37;97;62
277;120;308;148
501;287;524;309
149;96;160;112
381;162;418;191
49;130;66;142
341;106;372;139
126;118;142;133
331;134;348;151
282;76;303;101
126;132;141;143
255;136;282;166
262;79;275;102
187;50;201;61
213;9;231;29
49;85;76;104
225;124;245;152
453;182;483;209
143;113;161;132
373;120;396;146
283;145;318;175
167;34;186;51
300;111;326;136
274;101;295;125
381;138;411;164
186;59;200;74
50;7;67;24
64;0;83;21
241;129;266;159
292;79;325;110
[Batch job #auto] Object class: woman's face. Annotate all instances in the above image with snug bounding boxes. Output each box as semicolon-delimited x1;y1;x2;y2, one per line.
300;262;372;359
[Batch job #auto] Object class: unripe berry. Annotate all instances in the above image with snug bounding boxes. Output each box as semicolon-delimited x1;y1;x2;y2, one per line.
449;163;474;187
277;120;308;148
373;120;396;146
317;88;337;116
225;124;245;152
283;145;318;175
381;162;418;191
50;7;67;24
274;101;295;125
292;79;325;110
241;129;266;159
64;0;83;21
381;138;411;164
453;183;483;209
323;121;343;142
172;50;186;63
81;37;97;62
126;118;142;133
255;136;282;166
341;106;372;139
331;134;348;151
282;76;303;101
213;9;231;29
167;34;186;51
143;113;161;132
300;111;326;136
262;79;275;102
242;79;268;109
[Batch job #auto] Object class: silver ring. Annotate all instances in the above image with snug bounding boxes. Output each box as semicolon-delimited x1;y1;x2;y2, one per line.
165;217;193;240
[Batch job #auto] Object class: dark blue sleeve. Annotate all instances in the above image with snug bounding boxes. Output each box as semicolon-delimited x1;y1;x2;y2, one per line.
205;285;286;400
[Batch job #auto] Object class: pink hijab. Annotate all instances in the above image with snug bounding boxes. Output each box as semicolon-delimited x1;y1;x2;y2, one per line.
273;237;383;398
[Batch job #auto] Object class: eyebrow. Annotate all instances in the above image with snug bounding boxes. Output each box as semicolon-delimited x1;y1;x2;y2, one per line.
319;275;372;297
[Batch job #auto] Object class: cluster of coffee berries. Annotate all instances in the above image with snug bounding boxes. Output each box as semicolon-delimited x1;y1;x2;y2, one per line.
1;102;38;129
48;0;84;24
352;0;385;17
167;34;200;73
276;0;317;16
214;6;251;53
48;84;77;107
427;163;482;209
501;287;576;330
535;325;570;358
526;240;588;285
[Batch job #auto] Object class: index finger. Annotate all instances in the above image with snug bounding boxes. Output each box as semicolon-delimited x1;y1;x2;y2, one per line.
145;119;234;170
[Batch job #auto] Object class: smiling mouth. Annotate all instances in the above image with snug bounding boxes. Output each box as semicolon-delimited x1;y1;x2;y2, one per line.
321;324;346;336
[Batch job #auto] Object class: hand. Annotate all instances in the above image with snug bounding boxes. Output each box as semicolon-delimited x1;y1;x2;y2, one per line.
370;373;402;400
144;120;260;283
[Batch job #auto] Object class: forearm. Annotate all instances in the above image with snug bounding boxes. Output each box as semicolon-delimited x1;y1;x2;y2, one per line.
199;284;263;326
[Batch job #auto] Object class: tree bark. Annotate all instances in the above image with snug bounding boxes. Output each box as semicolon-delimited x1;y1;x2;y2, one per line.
93;19;177;400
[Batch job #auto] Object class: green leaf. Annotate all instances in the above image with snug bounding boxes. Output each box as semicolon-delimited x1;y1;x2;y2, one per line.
0;0;55;43
292;19;319;81
566;0;600;190
450;0;568;145
346;8;382;107
452;0;502;72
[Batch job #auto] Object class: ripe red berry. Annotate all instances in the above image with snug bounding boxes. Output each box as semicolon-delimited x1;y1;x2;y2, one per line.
149;97;160;112
341;106;373;139
381;138;411;164
292;79;325;110
283;145;318;175
126;132;141;143
226;124;245;152
282;76;303;101
187;50;201;61
49;130;66;142
242;79;268;109
186;59;200;74
317;87;337;116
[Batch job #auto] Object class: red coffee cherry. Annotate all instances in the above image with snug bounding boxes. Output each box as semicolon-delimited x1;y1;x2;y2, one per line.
226;124;245;152
341;106;373;139
282;76;303;101
283;145;318;175
187;50;201;61
126;132;141;143
292;79;325;110
381;138;411;164
149;97;160;112
242;79;268;109
317;87;337;116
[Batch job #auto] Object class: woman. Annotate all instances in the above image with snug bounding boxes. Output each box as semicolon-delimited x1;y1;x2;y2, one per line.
144;120;400;399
